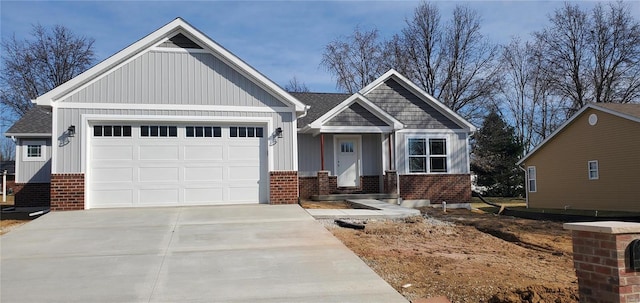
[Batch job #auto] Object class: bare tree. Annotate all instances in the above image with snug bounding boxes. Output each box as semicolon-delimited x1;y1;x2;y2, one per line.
589;1;640;104
0;138;14;161
284;76;310;93
321;27;385;93
1;24;95;117
387;3;501;120
534;1;640;114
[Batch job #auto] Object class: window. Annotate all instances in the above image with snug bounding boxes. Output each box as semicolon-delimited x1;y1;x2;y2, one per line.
24;140;45;161
588;160;599;180
186;126;222;138
407;137;448;173
340;142;354;153
140;126;177;137
94;125;132;137
229;127;263;138
527;166;537;192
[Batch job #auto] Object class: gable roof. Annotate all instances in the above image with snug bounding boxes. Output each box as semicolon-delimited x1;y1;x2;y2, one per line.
301;93;404;134
4;107;52;137
33;18;308;115
517;102;640;165
360;70;476;132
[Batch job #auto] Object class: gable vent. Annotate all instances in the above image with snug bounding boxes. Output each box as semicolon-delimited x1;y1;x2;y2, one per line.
159;33;203;49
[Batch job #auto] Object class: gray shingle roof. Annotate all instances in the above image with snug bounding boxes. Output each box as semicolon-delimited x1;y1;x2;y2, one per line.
5;106;52;136
290;92;351;127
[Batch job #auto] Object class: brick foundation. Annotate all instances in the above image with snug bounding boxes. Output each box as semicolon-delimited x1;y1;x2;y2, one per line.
298;172;383;199
360;175;380;193
399;174;471;203
298;176;318;200
565;222;640;303
269;171;298;204
7;181;51;207
384;170;397;194
50;173;85;211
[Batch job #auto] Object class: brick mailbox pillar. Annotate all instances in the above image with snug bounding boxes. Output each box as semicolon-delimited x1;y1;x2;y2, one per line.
564;221;640;303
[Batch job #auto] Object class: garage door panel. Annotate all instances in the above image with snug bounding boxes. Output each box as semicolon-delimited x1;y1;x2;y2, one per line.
139;167;180;182
228;165;260;180
184;166;223;181
92;146;133;160
228;145;260;161
139;146;179;160
184;187;224;203
138;189;179;205
184;146;223;160
92;189;133;206
91;167;134;182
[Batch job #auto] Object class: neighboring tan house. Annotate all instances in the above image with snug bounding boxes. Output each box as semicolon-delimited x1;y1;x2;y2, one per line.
517;103;640;212
5;18;475;210
292;70;476;205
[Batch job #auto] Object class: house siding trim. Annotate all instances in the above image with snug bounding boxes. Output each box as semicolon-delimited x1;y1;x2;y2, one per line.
56;103;294;113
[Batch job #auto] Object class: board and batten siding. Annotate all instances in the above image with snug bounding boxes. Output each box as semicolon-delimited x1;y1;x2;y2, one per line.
364;78;461;130
62;51;287;108
54;108;295;173
523;108;640;212
395;131;469;174
16;138;52;183
297;133;382;176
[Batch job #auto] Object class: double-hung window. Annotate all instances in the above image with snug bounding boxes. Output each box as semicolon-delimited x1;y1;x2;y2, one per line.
527;166;537;192
588;161;599;180
407;137;448;173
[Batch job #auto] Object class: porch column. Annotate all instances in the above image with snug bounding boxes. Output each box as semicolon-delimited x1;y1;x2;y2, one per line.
320;134;325;171
384;170;398;195
317;171;330;196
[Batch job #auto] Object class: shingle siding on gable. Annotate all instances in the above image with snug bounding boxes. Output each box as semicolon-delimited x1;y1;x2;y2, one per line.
325;103;388;126
62;51;287;108
365;78;460;129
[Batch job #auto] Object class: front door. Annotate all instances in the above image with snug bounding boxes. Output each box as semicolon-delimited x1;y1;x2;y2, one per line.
336;138;359;187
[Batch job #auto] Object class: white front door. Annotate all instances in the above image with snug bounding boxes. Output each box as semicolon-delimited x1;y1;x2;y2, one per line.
336;137;359;187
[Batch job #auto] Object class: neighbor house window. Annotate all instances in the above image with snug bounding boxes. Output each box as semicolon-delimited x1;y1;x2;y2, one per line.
24;140;46;161
407;137;448;173
527;166;537;192
588;160;599;180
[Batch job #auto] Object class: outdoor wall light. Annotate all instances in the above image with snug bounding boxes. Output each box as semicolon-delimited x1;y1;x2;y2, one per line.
275;127;283;138
67;125;76;137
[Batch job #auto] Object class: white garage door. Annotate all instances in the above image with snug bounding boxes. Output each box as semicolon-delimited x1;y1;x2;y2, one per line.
88;124;267;208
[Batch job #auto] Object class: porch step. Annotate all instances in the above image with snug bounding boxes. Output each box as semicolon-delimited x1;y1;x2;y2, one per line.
311;193;398;201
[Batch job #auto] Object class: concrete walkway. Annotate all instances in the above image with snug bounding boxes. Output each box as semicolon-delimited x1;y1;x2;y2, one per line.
1;205;407;303
306;199;421;219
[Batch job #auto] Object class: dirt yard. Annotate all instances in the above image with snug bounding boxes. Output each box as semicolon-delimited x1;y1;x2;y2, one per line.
326;208;578;303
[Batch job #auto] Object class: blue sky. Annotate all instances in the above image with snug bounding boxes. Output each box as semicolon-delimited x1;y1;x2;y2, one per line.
1;0;639;94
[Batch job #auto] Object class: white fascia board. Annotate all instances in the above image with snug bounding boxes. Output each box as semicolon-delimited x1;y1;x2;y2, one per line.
318;126;394;133
516;104;592;165
309;93;403;130
397;129;470;134
37;18;308;114
360;69;477;132
57;102;293;113
4;133;52;138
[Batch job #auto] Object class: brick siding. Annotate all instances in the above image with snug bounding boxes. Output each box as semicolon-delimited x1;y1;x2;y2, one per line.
50;173;85;211
298;176;318;199
399;174;471;203
6;181;51;207
568;227;640;302
269;171;298;204
360;175;381;193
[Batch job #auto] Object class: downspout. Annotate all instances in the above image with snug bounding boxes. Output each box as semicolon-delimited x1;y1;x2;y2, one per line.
518;164;528;208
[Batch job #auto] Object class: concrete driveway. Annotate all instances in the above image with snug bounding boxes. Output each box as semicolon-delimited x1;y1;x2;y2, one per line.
1;205;407;303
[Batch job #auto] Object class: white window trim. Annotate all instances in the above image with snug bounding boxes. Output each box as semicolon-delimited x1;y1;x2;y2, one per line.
405;135;451;174
527;166;537;193
23;140;46;162
588;160;599;180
